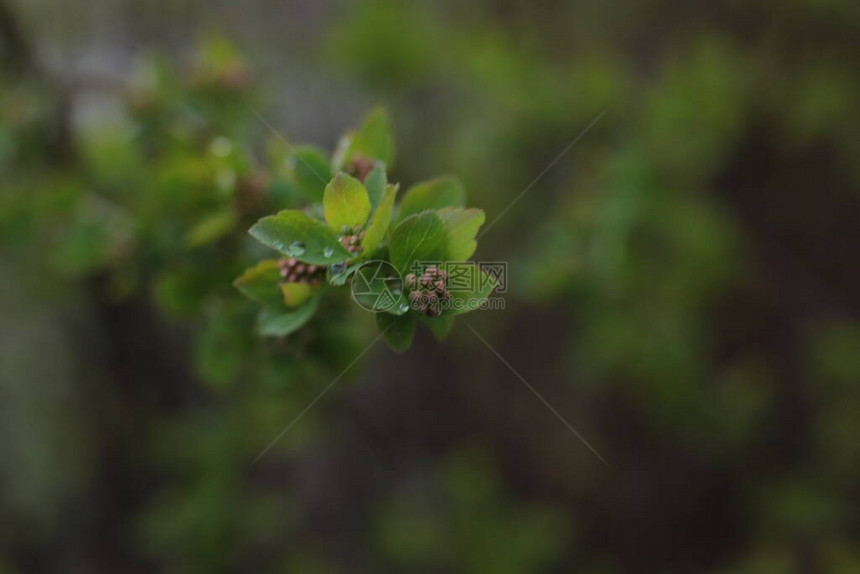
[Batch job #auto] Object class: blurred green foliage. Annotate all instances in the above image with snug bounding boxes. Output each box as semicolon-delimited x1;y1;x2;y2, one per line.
376;448;568;573
1;35;374;572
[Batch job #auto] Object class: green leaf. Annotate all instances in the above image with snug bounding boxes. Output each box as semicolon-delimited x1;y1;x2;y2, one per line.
437;207;485;261
256;297;319;338
397;176;465;221
377;312;416;352
323;173;372;230
364;163;388;209
385;293;410;315
351;107;394;167
389;211;447;274
421;314;455;340
446;265;498;316
329;262;362;286
362;183;399;255
280;282;314;308
290;146;332;201
249;210;350;264
233;260;285;310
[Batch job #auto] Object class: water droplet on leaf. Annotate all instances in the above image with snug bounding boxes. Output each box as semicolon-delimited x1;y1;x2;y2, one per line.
323;246;334;258
287;241;306;256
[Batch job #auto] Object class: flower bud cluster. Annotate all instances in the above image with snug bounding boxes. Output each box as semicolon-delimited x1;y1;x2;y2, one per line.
339;224;366;256
405;266;451;317
279;257;324;285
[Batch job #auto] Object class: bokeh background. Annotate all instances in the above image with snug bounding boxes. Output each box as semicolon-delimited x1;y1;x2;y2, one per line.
2;0;860;572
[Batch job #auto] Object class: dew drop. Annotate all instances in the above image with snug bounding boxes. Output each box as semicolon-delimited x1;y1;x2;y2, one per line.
323;246;334;258
286;241;306;257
